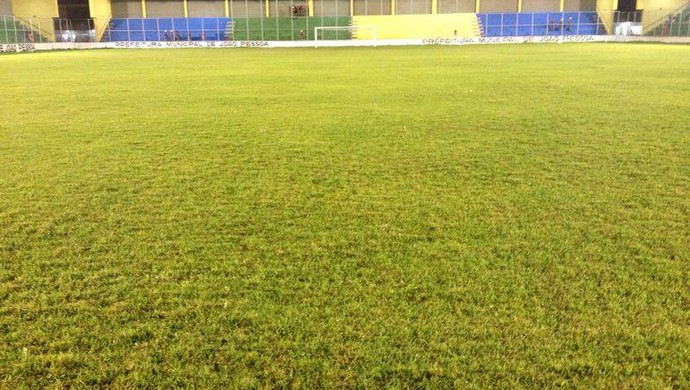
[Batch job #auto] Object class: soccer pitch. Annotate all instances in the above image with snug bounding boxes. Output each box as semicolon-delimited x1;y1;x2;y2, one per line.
1;44;689;387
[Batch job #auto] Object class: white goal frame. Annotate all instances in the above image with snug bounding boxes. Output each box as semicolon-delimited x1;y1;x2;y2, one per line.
314;25;378;42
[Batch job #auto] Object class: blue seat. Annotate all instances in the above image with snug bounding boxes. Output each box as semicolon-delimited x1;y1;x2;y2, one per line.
103;17;233;41
518;13;533;25
111;19;128;29
187;18;203;31
503;14;517;26
502;26;517;36
532;13;548;25
487;14;502;27
517;26;534;36
108;31;128;41
157;19;174;30
127;19;144;31
487;27;501;37
173;18;188;32
145;31;159;41
143;19;158;30
477;11;606;37
203;17;225;30
129;31;144;41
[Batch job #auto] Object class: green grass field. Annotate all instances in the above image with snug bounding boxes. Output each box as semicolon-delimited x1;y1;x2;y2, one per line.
1;44;689;388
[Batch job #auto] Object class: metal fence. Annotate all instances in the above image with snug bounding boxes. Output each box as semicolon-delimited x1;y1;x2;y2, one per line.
103;18;232;42
1;15;52;43
478;10;690;37
101;17;352;42
643;6;690;37
0;16;99;43
478;12;606;37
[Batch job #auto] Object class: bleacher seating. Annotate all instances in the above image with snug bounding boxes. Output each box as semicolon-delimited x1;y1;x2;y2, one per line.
352;14;480;39
0;17;42;43
477;12;605;37
101;12;611;42
647;4;690;36
102;17;231;42
232;17;351;41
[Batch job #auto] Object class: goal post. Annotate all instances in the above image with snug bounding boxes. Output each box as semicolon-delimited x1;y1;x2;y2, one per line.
314;25;377;42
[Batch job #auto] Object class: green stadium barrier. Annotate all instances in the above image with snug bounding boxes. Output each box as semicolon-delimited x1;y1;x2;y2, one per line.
232;17;351;41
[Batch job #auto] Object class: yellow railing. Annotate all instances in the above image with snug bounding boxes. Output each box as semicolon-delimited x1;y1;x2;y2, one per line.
642;2;690;34
94;15;112;42
14;16;55;42
596;7;613;34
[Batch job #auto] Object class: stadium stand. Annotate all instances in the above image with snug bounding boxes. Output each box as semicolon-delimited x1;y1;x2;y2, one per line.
102;16;352;41
352;14;480;40
232;17;351;41
102;17;231;42
477;12;606;37
102;12;605;42
646;3;690;36
0;17;41;43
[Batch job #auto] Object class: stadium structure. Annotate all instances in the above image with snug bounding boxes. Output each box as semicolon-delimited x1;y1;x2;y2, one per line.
1;0;689;47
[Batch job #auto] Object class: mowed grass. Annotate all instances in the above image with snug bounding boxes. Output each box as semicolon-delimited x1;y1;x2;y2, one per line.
1;44;689;388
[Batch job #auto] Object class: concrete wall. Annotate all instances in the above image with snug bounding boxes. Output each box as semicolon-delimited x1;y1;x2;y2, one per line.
353;0;391;15
9;0;57;40
396;0;431;15
522;0;559;11
230;0;263;17
596;0;612;10
188;0;226;16
146;1;184;17
268;0;290;17
314;0;350;16
82;0;626;21
0;0;13;15
480;0;517;12
354;12;479;37
638;0;687;11
564;0;582;11
580;0;596;10
112;0;143;17
438;0;475;13
11;0;58;18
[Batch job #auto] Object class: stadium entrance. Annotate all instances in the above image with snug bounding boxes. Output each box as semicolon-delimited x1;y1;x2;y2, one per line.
617;0;638;12
616;0;642;21
55;0;94;42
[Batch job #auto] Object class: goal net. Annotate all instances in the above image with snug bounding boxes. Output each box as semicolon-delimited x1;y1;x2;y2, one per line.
314;25;378;42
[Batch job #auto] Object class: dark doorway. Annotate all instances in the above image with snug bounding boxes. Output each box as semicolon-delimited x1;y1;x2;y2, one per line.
55;0;93;42
58;0;90;19
617;0;638;12
616;0;642;24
